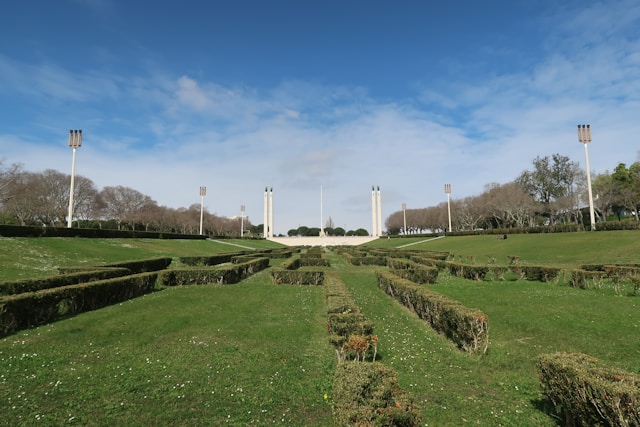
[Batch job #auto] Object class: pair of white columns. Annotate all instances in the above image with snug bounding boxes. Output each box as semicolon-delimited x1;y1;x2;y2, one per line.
371;186;382;237
263;187;274;238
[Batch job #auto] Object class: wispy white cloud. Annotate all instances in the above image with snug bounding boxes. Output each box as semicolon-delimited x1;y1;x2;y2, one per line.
1;0;639;232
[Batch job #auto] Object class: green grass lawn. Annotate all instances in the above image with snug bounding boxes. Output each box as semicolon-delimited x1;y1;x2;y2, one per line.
366;230;640;268
0;237;282;281
0;268;335;426
1;232;639;426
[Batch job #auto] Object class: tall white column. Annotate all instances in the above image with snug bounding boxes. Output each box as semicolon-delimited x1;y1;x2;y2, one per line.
269;187;274;238
371;186;377;237
263;187;268;238
376;186;382;237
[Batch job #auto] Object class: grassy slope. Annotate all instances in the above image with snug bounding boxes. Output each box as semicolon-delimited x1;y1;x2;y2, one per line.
1;232;639;425
366;230;640;267
0;264;335;426
0;237;284;281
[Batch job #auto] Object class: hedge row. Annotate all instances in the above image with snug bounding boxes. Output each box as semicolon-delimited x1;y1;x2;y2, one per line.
445;262;561;283
157;258;269;286
332;362;420;427
325;274;374;362
0;272;158;337
269;253;325;285
179;252;246;266
0;268;130;296
0;224;206;239
324;270;419;426
101;257;173;274
270;269;324;285
387;258;439;284
342;252;388;266
537;352;640;426
300;257;331;267
377;270;489;354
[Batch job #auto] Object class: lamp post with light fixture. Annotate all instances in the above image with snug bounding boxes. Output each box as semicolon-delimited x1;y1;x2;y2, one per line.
199;186;206;235
67;130;82;228
444;184;452;233
240;204;245;237
578;124;596;231
402;203;407;235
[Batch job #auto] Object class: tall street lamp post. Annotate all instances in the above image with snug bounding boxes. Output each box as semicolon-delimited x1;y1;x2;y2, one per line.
240;204;245;238
444;184;452;233
402;203;407;235
199;186;206;235
67;130;82;228
578;124;596;231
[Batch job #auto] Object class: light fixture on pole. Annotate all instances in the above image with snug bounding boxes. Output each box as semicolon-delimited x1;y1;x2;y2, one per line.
444;184;452;233
199;186;206;235
578;124;596;231
240;204;245;238
67;129;82;228
402;203;407;235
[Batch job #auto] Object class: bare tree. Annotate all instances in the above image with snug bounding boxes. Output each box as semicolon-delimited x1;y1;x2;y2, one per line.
99;186;156;230
0;161;22;206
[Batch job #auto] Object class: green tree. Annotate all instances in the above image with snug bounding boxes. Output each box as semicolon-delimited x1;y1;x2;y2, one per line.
516;154;582;224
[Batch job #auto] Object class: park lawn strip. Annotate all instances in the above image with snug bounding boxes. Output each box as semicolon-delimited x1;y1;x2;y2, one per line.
0;237;284;281
366;231;640;268
430;276;640;374
327;251;557;426
0;268;335;426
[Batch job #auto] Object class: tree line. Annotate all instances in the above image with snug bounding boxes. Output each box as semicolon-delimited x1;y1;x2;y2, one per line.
0;163;254;236
385;154;640;235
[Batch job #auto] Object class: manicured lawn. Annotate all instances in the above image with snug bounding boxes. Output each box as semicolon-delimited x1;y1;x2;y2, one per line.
1;231;639;426
0;269;335;426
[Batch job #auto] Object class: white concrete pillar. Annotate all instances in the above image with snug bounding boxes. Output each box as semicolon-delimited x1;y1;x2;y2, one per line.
263;187;268;238
269;187;274;238
371;186;377;237
377;186;382;237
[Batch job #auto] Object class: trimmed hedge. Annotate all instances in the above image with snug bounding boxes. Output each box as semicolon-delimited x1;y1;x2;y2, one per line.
0;268;130;296
102;257;173;274
510;265;561;282
332;362;419;426
157;258;269;286
270;270;324;286
377;271;489;354
0;272;159;337
447;262;489;281
386;258;438;284
0;224;206;239
179;252;246;266
538;352;640;426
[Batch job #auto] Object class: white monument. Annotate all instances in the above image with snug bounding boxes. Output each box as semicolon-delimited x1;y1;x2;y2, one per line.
263;187;274;238
371;186;382;237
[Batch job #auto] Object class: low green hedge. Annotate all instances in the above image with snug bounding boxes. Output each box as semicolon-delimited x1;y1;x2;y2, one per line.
102;257;173;274
0;268;130;296
300;257;331;267
0;272;159;337
387;258;438;284
332;362;419;426
179;252;245;266
0;224;206;239
447;262;489;281
377;271;489;354
158;258;269;286
270;270;324;285
538;352;640;426
510;265;561;282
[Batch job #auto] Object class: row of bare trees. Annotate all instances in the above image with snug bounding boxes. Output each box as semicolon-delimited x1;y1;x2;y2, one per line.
0;163;253;236
386;154;640;234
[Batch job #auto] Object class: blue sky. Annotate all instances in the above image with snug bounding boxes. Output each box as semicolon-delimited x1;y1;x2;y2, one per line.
1;0;639;233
